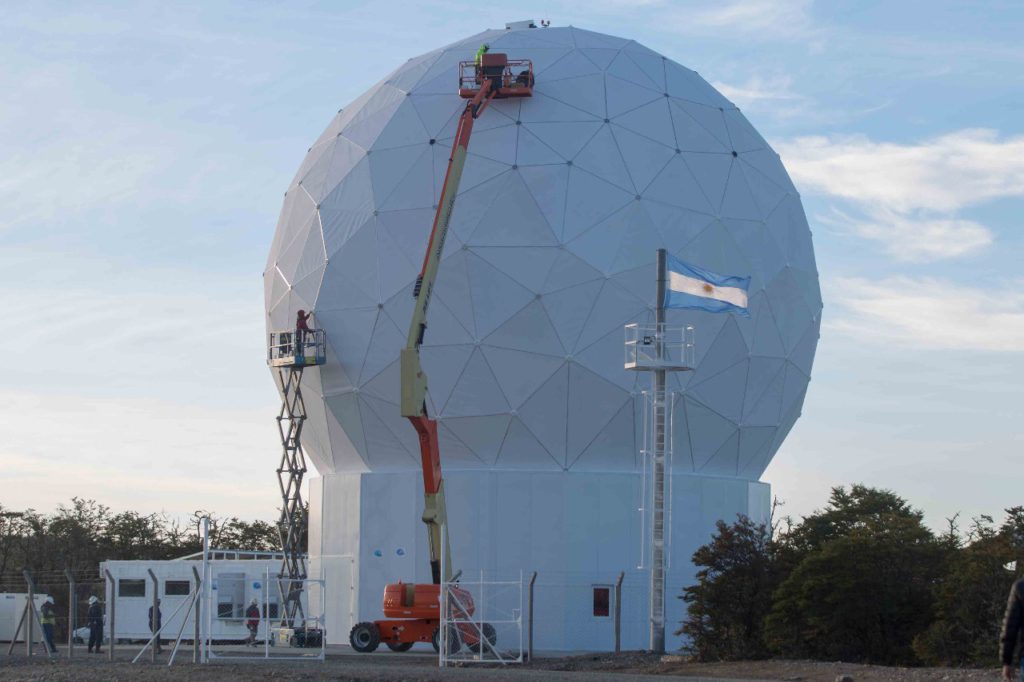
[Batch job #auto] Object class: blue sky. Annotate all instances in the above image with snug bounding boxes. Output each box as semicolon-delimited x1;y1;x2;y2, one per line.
1;1;1021;532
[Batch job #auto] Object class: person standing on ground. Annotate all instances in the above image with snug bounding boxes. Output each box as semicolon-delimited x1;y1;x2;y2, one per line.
86;596;103;654
1001;575;1024;681
40;596;57;654
148;599;162;653
245;598;260;646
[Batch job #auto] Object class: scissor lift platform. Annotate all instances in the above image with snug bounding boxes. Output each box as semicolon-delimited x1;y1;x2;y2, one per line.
268;329;326;368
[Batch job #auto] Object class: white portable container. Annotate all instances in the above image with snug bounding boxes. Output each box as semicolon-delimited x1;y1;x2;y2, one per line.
0;593;49;642
101;550;293;643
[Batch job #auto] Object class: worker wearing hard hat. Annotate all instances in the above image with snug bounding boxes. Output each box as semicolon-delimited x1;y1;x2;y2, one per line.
245;598;260;646
40;596;57;655
87;595;104;654
475;43;489;67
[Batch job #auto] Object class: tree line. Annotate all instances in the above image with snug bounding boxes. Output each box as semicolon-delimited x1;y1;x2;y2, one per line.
0;497;280;594
678;484;1023;666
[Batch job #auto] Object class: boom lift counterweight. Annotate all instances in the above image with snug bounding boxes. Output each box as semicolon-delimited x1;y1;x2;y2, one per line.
350;53;533;654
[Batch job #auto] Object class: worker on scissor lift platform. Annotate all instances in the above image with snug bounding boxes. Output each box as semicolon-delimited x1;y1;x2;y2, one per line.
295;309;313;357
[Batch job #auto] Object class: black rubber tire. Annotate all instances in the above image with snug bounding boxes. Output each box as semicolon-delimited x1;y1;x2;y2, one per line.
349;622;381;653
431;625;461;654
467;622;497;654
386;641;414;652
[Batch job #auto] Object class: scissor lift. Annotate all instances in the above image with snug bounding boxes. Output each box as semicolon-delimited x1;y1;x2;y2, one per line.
267;328;326;627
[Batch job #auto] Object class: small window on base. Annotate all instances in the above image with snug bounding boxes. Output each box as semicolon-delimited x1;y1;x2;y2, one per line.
165;580;191;596
592;586;611;618
119;579;146;598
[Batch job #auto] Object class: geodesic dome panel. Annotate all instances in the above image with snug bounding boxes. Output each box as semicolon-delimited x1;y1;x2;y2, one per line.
264;25;821;480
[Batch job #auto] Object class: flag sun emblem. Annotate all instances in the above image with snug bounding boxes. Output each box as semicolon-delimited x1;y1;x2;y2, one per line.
702;283;715;294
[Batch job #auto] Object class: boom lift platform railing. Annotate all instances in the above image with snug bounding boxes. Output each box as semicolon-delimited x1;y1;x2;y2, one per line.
267;325;326;630
458;55;534;98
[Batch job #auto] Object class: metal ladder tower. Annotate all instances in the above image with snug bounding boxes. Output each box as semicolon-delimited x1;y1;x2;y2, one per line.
624;249;695;654
268;327;326;627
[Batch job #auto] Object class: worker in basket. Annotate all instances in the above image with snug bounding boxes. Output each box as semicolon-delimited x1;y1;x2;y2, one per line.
295;309;313;356
474;43;505;88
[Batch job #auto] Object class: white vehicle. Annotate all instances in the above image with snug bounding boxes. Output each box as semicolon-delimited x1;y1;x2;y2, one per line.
72;626;108;645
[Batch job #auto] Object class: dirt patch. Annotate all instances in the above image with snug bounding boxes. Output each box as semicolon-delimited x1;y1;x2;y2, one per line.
538;653;1003;681
0;648;1005;682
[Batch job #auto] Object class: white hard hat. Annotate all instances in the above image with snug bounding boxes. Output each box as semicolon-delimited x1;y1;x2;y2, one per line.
250;598;258;605
88;596;98;604
45;596;54;603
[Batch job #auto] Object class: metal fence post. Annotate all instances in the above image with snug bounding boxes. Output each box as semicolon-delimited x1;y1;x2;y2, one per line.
24;569;35;657
148;569;159;661
65;568;75;658
527;571;537;662
104;569;115;661
192;566;201;663
614;571;624;653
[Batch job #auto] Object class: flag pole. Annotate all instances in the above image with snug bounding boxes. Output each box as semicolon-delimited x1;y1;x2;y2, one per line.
649;248;667;654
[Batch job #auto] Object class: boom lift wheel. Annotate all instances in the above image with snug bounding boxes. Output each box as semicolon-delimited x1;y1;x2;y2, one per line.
386;641;414;652
431;625;461;654
467;622;497;653
349;622;381;652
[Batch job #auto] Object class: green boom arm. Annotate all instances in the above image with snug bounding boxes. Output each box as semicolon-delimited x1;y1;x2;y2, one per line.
400;79;497;584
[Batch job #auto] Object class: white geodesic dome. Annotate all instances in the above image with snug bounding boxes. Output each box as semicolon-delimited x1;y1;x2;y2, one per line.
264;24;821;479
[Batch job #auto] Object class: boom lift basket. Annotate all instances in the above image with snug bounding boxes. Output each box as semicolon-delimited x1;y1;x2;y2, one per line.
459;54;534;98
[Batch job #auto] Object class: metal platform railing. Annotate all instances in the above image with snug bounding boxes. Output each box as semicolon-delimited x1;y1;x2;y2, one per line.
458;58;534;97
624;324;694;371
267;328;326;367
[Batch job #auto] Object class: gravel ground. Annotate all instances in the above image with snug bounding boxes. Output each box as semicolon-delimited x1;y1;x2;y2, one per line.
0;646;1004;682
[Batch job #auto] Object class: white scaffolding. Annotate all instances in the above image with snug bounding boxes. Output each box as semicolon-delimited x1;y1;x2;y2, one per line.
440;570;524;666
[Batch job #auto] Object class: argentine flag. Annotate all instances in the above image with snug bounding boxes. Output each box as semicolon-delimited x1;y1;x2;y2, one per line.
664;254;750;316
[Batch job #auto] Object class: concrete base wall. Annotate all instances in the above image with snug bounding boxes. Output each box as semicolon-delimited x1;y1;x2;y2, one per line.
308;470;769;651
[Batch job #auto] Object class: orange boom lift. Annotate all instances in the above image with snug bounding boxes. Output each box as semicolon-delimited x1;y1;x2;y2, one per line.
348;53;533;654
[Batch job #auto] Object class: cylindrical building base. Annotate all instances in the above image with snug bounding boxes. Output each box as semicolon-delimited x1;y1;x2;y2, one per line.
308;469;769;652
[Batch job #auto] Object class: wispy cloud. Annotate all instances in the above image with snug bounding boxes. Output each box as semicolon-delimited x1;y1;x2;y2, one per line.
827;276;1024;352
778;129;1024;213
688;0;815;36
817;207;993;261
712;74;802;107
777;129;1024;261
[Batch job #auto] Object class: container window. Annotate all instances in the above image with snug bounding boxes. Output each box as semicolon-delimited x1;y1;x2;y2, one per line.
119;579;146;598
592;586;610;618
165;580;191;596
216;572;245;619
